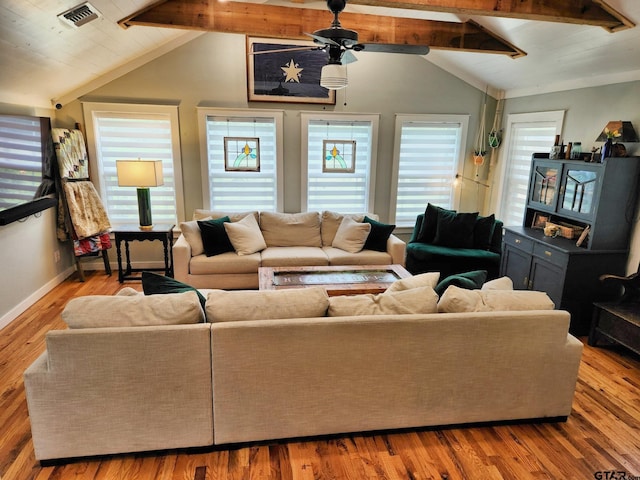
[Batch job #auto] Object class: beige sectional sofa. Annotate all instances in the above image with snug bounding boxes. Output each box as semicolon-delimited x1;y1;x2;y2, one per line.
24;278;583;462
173;210;406;289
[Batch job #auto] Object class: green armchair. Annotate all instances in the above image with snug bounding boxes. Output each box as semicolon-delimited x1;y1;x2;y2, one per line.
406;206;503;280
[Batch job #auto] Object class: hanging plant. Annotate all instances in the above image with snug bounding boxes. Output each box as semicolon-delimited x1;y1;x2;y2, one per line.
488;97;502;149
473;98;487;167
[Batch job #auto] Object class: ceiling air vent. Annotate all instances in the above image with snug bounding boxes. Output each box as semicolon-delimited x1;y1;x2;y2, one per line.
58;2;101;28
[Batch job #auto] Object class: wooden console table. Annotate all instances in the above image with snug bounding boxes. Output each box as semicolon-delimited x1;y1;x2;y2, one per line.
589;301;640;356
113;224;175;282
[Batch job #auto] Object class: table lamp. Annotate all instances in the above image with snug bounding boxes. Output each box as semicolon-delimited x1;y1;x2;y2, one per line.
116;159;164;230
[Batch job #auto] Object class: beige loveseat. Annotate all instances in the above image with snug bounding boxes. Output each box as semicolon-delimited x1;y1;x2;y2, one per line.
173;210;406;289
24;278;583;462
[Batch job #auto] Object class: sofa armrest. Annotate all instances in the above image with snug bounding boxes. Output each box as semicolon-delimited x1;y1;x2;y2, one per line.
387;234;406;266
173;234;192;284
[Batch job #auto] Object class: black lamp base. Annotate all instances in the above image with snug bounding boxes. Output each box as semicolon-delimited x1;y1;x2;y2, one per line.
137;187;153;230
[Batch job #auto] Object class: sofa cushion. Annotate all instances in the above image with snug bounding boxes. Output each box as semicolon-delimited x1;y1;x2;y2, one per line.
386;272;440;293
473;213;496;250
481;276;514;291
62;291;205;328
323;247;391;266
433;210;478;248
198;217;235;257
435;270;487;296
141;271;206;309
193;210;259;223
205;287;329;322
224;214;266;255
190;251;261;275
180;218;211;256
260;247;328;267
260;211;321;247
116;287;141;296
416;203;455;243
327;286;438;316
437;285;555;313
363;216;395;252
332;217;371;253
320;211;377;246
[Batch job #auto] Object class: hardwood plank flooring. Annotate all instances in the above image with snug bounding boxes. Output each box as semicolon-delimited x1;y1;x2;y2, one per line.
1;271;639;480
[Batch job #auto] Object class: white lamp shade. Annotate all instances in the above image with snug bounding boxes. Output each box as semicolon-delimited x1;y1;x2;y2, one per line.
320;64;348;90
116;160;164;187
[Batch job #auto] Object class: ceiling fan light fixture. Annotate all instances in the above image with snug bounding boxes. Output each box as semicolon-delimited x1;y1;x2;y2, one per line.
320;64;348;90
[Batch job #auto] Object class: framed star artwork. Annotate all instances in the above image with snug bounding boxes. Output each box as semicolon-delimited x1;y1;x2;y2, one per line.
246;37;336;105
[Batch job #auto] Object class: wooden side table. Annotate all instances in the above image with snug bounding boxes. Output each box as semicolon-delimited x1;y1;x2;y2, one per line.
113;224;175;282
589;301;640;356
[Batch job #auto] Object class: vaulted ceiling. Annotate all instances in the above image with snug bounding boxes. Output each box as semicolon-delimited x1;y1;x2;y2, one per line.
1;0;638;108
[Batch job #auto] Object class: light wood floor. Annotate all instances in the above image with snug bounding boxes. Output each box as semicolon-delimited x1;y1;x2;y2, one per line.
1;271;640;480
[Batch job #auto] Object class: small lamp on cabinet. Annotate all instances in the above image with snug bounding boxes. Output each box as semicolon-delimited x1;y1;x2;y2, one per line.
595;121;639;159
116;159;164;230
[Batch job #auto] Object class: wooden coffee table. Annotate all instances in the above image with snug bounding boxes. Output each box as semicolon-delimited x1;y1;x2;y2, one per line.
259;264;411;296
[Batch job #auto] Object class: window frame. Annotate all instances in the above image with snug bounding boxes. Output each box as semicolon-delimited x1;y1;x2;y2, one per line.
82;102;185;224
300;112;379;213
197;107;284;213
389;113;469;229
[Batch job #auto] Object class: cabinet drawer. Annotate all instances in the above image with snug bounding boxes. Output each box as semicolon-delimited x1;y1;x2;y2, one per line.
532;243;568;267
503;231;534;253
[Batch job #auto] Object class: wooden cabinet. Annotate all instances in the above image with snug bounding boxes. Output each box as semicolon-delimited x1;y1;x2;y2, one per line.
501;154;640;335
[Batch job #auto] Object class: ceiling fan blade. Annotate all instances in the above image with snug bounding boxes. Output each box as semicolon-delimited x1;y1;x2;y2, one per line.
249;46;321;55
359;44;430;55
341;50;358;64
305;32;341;47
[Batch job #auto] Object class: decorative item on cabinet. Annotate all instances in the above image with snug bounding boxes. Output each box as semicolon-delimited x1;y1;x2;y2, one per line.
595;120;638;162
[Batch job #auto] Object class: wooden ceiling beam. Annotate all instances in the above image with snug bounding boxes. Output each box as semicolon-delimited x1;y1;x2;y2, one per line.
348;0;634;32
119;0;526;57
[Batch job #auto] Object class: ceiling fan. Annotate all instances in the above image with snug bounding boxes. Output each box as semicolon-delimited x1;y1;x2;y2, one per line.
251;0;430;90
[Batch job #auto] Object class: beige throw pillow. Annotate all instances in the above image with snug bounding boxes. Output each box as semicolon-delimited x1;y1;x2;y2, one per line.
328;286;438;316
481;276;514;290
332;217;371;253
437;285;555;313
320;211;379;246
193;209;258;223
259;211;322;247
205;287;329;322
179;218;211;256
385;272;440;293
224;214;266;255
62;291;205;328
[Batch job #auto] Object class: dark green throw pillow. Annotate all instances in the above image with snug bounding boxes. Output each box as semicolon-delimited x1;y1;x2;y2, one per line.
141;271;206;310
363;216;395;252
198;216;234;257
473;213;496;250
433;210;478;248
416;203;456;243
435;270;488;296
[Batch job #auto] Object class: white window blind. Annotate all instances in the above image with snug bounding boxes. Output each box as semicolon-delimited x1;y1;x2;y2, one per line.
302;114;378;213
499;120;561;227
391;115;468;227
0;115;44;210
201;112;282;212
92;113;177;225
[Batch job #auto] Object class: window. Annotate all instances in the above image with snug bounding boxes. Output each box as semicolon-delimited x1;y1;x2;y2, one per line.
198;108;283;212
301;113;379;213
494;111;564;227
0;115;49;211
82;103;184;225
390;114;469;228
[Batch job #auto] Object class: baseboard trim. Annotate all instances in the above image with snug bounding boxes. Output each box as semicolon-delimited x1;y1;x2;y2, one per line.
0;266;75;331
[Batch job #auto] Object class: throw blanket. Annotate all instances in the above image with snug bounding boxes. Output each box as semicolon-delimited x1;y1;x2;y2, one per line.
52;128;89;179
63;181;111;239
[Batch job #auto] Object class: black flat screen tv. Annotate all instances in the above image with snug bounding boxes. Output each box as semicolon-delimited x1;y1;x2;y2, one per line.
0;114;57;226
